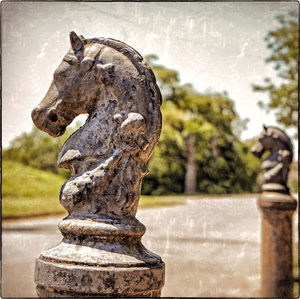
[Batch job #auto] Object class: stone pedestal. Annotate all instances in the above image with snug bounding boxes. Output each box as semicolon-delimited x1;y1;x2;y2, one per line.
35;215;165;297
257;192;297;297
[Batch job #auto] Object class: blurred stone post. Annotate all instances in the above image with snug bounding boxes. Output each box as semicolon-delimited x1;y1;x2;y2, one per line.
252;125;297;297
258;192;296;297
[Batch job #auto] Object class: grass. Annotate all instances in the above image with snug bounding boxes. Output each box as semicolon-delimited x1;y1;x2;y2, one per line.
2;160;66;218
2;160;185;219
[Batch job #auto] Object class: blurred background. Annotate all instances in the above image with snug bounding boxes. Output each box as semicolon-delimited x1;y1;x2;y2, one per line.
1;2;298;297
2;1;298;217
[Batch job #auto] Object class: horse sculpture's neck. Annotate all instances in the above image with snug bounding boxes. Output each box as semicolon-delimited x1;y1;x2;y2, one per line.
58;81;149;175
263;141;287;165
58;90;119;173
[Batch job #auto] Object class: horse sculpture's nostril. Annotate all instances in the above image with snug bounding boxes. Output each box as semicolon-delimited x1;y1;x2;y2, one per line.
49;112;58;123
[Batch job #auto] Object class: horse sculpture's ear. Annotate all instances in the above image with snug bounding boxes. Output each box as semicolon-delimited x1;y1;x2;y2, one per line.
79;35;87;44
70;31;84;53
263;124;267;132
79;34;85;39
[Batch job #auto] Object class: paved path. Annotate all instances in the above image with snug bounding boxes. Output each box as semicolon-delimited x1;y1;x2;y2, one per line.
2;195;298;297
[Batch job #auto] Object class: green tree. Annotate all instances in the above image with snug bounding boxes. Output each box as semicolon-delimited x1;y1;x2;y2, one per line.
253;10;298;130
142;56;259;195
2;124;81;178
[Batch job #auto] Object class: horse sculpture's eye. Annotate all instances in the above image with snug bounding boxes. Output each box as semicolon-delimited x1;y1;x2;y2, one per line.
54;73;65;83
54;61;71;83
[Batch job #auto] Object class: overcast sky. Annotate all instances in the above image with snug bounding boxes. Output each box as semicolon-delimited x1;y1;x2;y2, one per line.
2;1;298;155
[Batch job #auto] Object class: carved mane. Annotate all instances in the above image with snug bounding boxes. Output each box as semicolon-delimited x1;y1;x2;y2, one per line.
86;37;162;160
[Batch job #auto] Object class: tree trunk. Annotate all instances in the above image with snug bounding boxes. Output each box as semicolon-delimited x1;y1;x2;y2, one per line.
210;135;218;157
184;134;197;194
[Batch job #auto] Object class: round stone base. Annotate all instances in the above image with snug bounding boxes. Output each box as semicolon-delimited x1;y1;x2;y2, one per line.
258;191;297;210
36;285;162;297
35;256;165;297
35;216;165;297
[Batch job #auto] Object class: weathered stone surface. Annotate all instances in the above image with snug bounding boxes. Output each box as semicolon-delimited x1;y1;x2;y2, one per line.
32;31;164;296
252;126;297;297
35;260;164;297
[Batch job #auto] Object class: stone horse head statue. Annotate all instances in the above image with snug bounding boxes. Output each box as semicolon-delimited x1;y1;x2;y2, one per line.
32;32;162;218
251;125;293;194
32;33;165;297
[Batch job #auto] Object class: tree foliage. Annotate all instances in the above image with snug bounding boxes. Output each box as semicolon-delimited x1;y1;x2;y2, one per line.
253;10;298;130
2;125;78;178
142;56;260;195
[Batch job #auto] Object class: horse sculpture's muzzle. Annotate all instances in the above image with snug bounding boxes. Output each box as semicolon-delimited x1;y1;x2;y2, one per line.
31;107;67;137
31;81;72;137
251;142;264;158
